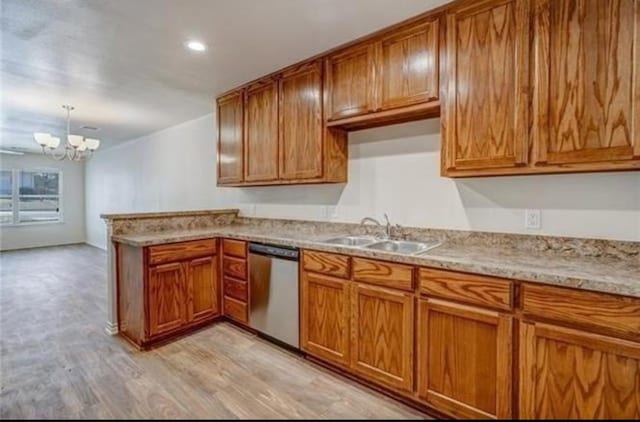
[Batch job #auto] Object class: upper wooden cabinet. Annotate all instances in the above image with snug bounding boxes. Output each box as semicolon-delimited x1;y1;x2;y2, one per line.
443;0;640;177
442;0;530;174
377;19;440;111
218;0;640;183
244;79;279;183
216;91;244;185
326;16;442;129
279;61;324;180
531;0;640;171
325;42;377;121
217;63;347;187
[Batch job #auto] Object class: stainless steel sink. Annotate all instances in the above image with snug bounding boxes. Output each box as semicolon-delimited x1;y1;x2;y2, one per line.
364;240;441;255
321;236;377;247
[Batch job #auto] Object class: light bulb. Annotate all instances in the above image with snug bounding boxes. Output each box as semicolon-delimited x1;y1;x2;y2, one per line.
34;133;51;146
68;134;84;148
84;138;100;151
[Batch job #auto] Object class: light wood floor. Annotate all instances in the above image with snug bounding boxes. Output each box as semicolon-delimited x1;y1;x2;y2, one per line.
0;244;427;419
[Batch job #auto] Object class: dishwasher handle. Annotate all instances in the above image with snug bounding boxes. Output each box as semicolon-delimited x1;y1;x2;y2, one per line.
249;242;299;261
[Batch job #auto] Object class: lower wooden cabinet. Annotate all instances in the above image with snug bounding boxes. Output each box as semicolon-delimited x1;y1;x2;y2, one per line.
222;239;249;326
300;271;351;368
148;255;219;338
520;321;640;419
417;298;513;419
117;240;220;348
350;283;414;392
186;256;219;323
148;262;188;337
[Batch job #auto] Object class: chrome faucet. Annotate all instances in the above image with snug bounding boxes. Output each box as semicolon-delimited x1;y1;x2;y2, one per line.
360;214;392;239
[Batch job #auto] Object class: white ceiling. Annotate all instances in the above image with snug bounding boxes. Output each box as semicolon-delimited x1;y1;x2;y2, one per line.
1;0;448;152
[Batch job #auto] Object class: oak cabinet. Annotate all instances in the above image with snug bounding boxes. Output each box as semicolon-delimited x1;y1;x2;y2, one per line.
148;256;220;338
117;240;220;348
350;283;414;392
301;252;414;394
186;256;219;323
148;262;188;337
279;61;324;180
244;79;279;182
216;91;244;185
300;271;351;368
222;238;249;325
325;42;376;121
325;17;441;129
520;321;640;419
442;0;530;175
417;298;513;419
377;18;439;111
217;65;347;187
531;0;640;171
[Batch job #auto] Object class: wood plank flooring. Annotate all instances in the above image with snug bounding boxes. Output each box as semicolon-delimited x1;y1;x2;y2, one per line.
0;244;427;419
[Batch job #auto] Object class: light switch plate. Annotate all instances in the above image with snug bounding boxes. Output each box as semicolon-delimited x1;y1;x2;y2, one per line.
525;209;541;230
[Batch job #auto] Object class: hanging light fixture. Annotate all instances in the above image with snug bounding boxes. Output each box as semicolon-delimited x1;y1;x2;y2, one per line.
33;105;100;161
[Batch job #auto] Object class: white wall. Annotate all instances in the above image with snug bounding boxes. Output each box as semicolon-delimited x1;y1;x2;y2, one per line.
85;113;640;249
0;152;85;250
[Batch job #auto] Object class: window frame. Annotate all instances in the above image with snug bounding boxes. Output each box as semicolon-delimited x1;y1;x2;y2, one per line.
0;168;64;226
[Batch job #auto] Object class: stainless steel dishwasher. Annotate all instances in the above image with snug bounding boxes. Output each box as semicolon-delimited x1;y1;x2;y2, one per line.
248;242;299;348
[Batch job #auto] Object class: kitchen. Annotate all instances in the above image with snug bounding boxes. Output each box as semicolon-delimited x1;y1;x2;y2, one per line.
1;0;639;419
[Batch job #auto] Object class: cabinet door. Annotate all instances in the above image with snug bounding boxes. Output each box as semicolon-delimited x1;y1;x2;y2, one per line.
244;79;279;182
520;321;640;419
279;61;323;180
217;91;244;185
350;283;414;392
532;0;640;168
377;18;439;111
417;298;512;419
300;271;350;368
442;0;530;173
325;42;376;121
148;262;187;337
186;256;219;323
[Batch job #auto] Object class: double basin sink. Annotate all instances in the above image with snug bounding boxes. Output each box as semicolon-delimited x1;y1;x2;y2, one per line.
321;235;441;255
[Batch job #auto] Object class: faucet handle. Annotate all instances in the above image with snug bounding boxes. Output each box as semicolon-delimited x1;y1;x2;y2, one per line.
383;213;390;225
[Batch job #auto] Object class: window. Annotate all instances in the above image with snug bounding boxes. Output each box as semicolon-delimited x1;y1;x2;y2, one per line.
0;169;62;225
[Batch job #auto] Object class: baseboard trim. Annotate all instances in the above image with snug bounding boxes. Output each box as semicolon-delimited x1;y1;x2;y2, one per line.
105;321;119;335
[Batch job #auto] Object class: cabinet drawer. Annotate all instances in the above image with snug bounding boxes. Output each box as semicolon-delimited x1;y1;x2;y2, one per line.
522;283;640;339
223;277;248;302
303;250;351;279
223;238;247;258
148;239;216;265
419;268;513;311
224;296;248;323
223;256;247;280
352;258;413;292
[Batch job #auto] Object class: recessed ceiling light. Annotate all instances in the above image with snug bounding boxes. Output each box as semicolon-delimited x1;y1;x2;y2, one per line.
186;40;207;52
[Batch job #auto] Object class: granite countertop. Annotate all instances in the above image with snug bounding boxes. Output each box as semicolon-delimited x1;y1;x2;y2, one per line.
112;226;640;299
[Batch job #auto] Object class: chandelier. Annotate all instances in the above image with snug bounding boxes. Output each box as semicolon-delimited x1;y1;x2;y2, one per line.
33;105;100;161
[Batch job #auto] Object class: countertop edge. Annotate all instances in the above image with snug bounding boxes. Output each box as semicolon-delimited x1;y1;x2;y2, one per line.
101;209;239;220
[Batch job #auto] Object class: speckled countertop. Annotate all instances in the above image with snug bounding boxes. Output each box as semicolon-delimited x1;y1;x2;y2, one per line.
111;225;640;299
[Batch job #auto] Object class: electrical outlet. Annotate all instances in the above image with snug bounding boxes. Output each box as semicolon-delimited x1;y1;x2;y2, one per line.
525;209;541;230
